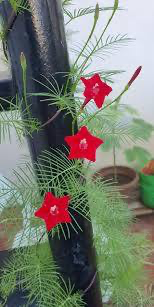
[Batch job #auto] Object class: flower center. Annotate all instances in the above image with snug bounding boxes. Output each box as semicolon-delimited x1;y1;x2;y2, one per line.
50;205;59;216
92;83;100;96
79;138;88;150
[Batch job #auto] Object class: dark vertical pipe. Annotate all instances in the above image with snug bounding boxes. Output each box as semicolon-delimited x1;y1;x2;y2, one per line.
0;1;103;306
0;79;15;111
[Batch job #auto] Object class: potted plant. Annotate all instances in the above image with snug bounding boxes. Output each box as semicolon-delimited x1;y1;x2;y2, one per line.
140;160;154;209
90;99;154;203
125;144;154;208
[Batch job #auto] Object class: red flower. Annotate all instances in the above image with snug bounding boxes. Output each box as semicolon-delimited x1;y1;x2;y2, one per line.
80;74;112;109
65;126;104;162
34;192;71;231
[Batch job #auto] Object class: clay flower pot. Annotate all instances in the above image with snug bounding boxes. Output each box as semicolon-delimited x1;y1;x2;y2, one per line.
93;166;139;203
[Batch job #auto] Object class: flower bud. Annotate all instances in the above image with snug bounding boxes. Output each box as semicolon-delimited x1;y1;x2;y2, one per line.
20;52;27;71
127;66;142;88
94;3;99;22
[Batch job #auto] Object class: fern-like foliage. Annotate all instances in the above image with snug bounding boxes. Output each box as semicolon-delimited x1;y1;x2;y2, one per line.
125;146;153;170
32;74;80;118
71;35;133;61
131;118;154;141
83;104;148;152
0;244;85;307
0;150;153;306
9;0;30;13
0;96;40;143
62;0;73;7
0;16;6;41
0;0;30;13
0;149;90;244
88;178;154;306
64;6;121;26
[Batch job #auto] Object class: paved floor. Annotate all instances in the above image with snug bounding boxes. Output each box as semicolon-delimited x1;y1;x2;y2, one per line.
133;214;154;282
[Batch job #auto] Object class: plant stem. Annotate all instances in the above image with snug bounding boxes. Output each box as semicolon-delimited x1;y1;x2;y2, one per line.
113;144;117;182
64;4;99;96
72;109;83;135
22;68;27;105
41;109;61;128
73;4;99;68
69;0;119;98
85;87;128;125
78;0;119;75
66;1;119;134
21;62;31;118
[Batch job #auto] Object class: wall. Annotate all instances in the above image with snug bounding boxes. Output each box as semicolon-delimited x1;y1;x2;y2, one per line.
67;0;154;123
67;0;154;169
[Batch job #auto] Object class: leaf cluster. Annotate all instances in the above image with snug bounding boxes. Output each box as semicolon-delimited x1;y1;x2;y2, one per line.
0;150;153;306
86;103;154;156
125;146;153;171
0;96;40;144
64;6;119;26
0;244;85;307
88;178;154;306
71;34;133;61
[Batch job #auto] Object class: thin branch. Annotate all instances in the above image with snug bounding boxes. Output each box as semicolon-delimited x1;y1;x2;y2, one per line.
41;109;61;128
83;271;97;294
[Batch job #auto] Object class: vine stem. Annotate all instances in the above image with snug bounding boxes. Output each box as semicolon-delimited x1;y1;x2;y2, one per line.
70;0;119;95
73;4;99;68
64;2;119;134
41;109;62;128
64;4;99;96
79;1;119;74
85;87;127;125
72;109;83;135
113;144;117;182
83;271;97;294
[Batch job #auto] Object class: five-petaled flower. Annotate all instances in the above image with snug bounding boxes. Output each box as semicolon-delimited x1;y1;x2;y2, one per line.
80;73;112;109
34;192;71;231
65;126;104;162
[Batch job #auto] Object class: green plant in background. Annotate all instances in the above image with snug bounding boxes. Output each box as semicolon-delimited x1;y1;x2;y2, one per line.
87;99;154;179
125;146;153;171
0;1;154;306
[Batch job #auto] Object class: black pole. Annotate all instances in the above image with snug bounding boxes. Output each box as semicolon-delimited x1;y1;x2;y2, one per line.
0;1;103;306
0;79;16;111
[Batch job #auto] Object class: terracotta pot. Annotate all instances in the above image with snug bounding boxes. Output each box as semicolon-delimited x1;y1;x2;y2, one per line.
93;166;139;203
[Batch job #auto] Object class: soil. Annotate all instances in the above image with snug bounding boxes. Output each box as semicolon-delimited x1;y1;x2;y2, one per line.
93;166;140;203
101;173;132;186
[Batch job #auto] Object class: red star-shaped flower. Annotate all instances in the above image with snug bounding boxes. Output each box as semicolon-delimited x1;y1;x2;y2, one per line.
65;126;104;162
80;73;112;109
34;192;71;231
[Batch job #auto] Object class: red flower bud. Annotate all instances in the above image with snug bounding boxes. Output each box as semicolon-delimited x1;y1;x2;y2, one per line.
127;66;142;88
